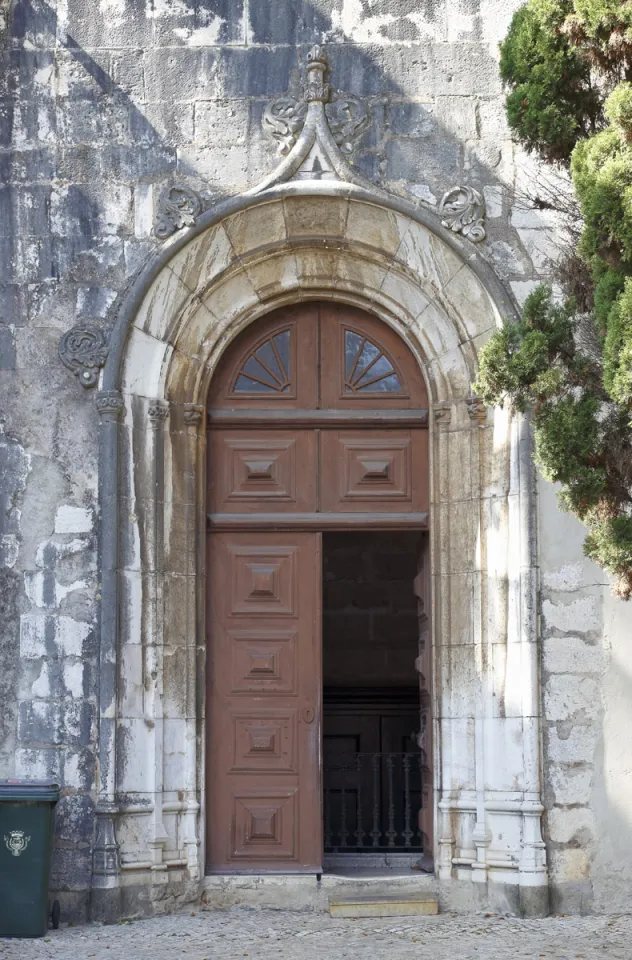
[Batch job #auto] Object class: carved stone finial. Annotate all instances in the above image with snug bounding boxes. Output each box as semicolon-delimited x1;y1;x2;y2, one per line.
148;402;170;423
155;185;202;240
466;396;488;425
305;44;330;103
183;404;205;427
439;186;486;243
96;390;124;419
261;47;369;162
59;324;108;388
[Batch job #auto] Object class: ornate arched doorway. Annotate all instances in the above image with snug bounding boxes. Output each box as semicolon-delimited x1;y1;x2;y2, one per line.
205;301;432;873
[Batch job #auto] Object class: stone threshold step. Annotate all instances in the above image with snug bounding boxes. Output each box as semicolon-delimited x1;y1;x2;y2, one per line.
329;895;439;918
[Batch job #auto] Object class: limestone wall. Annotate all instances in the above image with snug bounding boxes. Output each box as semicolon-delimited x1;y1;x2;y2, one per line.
0;0;629;921
538;479;632;914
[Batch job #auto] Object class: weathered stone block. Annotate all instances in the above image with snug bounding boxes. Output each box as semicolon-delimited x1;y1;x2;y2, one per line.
543;675;600;724
543;636;604;676
0;324;16;369
547;805;596;845
546;724;598;764
389;102;436;138
547;763;593;806
386;137;462;190
542;596;600;635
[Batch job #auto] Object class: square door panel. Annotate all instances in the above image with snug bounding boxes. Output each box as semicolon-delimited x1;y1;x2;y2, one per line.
321;432;422;511
230;629;297;695
209;431;316;513
229;545;297;616
231;790;297;860
231;710;297;772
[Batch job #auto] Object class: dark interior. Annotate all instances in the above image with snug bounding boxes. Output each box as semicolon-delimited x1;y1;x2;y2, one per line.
322;532;424;854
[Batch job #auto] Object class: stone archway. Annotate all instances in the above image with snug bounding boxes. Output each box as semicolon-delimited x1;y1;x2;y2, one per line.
92;184;547;920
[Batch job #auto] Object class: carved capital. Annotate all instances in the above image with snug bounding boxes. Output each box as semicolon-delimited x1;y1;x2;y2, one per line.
96;390;124;419
183;403;205;428
155;184;202;240
433;403;452;425
148;401;170;424
93;805;119;877
439;186;486;242
59;324;108;388
466;396;488;425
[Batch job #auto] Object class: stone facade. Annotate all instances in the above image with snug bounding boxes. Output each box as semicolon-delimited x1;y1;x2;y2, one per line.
0;0;631;925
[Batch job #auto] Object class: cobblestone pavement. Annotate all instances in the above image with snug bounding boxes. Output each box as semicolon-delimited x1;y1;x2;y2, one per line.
2;909;631;960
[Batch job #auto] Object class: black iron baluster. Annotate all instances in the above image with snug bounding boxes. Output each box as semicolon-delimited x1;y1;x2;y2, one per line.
355;753;364;848
324;772;332;851
370;753;381;847
386;753;396;847
402;753;413;847
419;751;425;849
340;756;348;849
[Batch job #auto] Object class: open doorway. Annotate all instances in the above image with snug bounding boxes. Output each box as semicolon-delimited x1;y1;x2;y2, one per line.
322;532;431;871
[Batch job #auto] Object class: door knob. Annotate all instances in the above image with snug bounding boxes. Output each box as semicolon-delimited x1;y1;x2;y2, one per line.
302;707;315;724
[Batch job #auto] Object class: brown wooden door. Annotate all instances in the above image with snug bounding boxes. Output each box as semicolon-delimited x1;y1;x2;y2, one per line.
206;300;431;874
207;532;323;873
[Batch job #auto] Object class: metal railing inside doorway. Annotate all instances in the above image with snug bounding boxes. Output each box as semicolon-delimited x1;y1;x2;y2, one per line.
323;751;424;853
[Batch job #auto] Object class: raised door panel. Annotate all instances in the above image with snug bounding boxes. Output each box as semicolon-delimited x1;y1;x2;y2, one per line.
209;431;317;513
207;532;322;873
320;430;428;513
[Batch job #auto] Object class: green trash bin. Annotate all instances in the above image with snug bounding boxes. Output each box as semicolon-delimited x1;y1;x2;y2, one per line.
0;780;61;938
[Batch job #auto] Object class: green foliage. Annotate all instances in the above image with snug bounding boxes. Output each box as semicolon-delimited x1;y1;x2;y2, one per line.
499;0;600;162
571;129;632;268
605;82;632;140
480;1;632;596
603;278;632;405
476;287;632;598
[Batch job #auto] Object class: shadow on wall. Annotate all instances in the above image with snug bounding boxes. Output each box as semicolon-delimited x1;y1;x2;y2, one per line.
3;0;544;919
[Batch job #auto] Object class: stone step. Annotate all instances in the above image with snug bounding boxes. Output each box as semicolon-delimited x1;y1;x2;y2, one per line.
329;894;439;918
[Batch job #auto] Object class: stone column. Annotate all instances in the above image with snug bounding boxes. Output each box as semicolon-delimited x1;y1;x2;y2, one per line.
467;397;493;885
147;401;171;879
515;412;548;914
182;403;205;878
92;389;124;922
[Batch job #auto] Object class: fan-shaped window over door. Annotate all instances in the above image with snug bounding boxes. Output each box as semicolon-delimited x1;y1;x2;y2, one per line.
344;329;404;395
233;329;292;394
210;302;426;410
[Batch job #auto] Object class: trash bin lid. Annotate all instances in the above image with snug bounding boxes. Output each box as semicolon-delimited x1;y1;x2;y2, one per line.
0;780;61;802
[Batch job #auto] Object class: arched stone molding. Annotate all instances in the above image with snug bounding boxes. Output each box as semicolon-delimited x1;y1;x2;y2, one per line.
93;183;547;920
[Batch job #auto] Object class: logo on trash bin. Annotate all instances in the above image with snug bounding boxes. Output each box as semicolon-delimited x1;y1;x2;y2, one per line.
4;830;31;857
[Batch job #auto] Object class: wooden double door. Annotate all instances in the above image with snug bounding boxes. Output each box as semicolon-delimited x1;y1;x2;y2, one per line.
206;302;430;874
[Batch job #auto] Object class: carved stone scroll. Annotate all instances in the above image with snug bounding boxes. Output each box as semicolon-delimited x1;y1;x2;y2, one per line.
155;185;202;240
59;324;109;388
439;186;486;242
326;97;369;155
262;97;308;156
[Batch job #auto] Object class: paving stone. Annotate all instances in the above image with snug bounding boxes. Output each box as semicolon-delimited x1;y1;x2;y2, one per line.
2;908;630;959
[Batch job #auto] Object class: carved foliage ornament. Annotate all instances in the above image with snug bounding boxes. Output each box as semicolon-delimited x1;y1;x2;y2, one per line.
439;186;486;243
155;185;203;240
59;324;109;388
263;45;369;157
